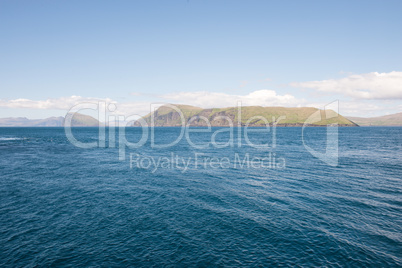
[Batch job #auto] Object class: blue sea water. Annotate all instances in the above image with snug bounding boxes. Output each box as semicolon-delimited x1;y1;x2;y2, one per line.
0;127;401;267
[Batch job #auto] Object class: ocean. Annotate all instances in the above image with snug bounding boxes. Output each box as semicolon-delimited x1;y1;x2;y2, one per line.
0;127;401;266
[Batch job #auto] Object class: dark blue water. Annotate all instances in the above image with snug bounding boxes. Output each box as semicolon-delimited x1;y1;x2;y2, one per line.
0;127;401;267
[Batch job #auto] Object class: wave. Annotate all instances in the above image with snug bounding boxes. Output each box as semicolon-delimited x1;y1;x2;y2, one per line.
0;137;24;141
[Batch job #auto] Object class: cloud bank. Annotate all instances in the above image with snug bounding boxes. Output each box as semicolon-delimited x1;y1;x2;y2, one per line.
0;96;114;110
0;90;306;116
290;71;402;100
1;71;401;118
159;90;305;108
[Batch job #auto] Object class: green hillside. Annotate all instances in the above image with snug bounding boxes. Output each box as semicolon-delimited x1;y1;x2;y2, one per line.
64;113;102;127
135;104;357;127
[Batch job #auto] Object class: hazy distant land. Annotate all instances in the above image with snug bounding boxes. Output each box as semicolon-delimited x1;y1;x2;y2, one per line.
0;113;101;127
1;106;401;127
347;112;402;126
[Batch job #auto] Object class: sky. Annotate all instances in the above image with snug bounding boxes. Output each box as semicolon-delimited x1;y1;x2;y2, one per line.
0;0;401;119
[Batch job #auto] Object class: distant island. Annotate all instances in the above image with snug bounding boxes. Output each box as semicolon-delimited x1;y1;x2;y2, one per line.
0;113;101;127
346;112;402;126
1;107;401;127
134;104;358;127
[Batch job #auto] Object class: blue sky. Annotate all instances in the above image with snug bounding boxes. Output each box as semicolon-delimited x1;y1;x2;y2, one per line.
0;0;401;118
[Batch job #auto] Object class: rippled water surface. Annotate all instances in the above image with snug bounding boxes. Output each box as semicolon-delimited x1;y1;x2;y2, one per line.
0;127;401;267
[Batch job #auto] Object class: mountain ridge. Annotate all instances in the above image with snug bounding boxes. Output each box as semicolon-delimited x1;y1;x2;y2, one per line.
134;104;358;127
0;113;101;127
2;108;401;127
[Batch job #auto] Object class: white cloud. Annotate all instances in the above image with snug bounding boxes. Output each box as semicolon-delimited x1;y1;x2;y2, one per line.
2;88;399;119
290;71;402;100
0;96;114;110
159;89;305;108
338;102;382;117
304;99;401;117
0;95;157;119
115;102;159;117
0;90;307;118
